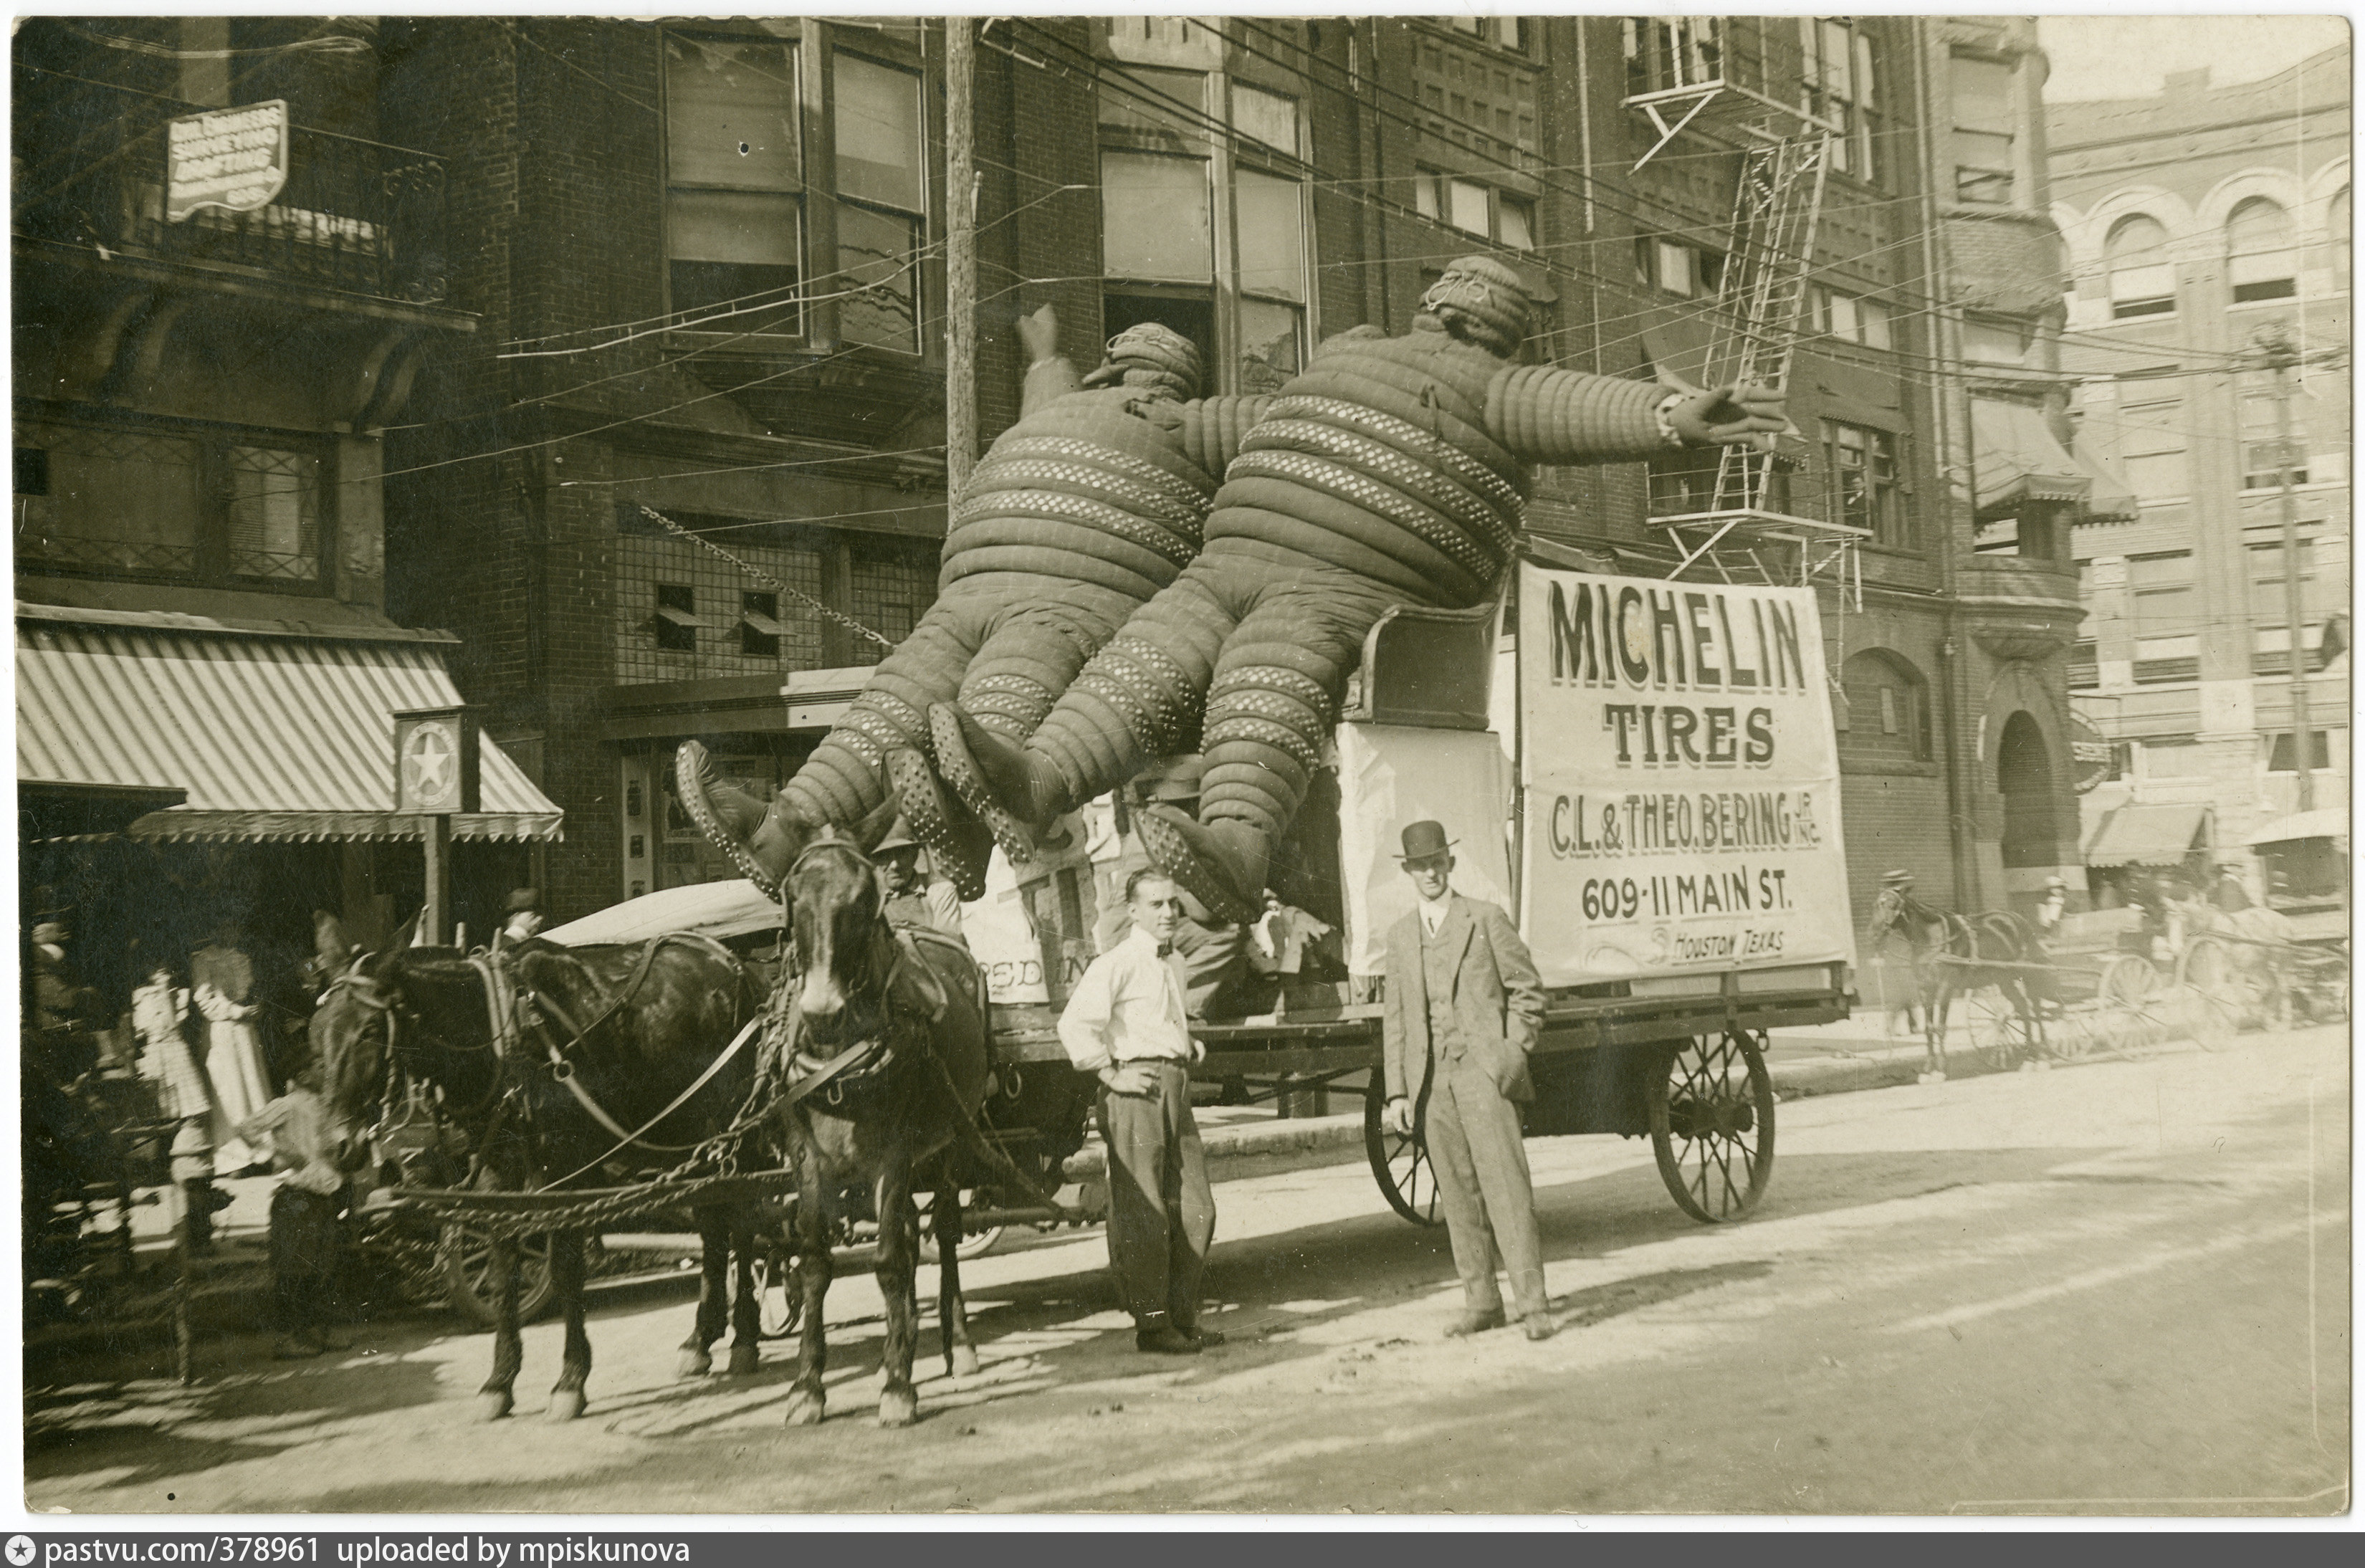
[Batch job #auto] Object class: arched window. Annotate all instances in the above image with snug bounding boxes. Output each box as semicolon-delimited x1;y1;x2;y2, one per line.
2329;187;2350;288
1837;650;1933;764
2227;196;2297;302
2104;215;2174;317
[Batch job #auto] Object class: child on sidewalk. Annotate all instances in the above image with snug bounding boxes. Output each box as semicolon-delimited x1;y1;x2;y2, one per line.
235;1066;351;1360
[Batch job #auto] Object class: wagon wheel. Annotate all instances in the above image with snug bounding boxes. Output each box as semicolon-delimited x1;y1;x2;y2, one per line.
752;1240;803;1339
1964;986;2029;1071
915;1187;1005;1263
1363;1086;1443;1227
2044;998;2095;1062
437;1222;559;1329
2094;955;2164;1056
2177;937;2247;1051
1647;1029;1776;1224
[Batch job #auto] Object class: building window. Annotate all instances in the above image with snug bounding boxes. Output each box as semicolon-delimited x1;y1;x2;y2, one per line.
2069;641;2099;690
1099;64;1311;394
2126;550;2194;654
1416;169;1535;250
664;34;804;335
1949;52;2015;205
2116;399;2189;499
2227;197;2297;302
1637;236;1724;297
2266;731;2334;772
1824;420;1902;544
2247;538;2334;673
2104;216;2175;317
653;583;699;652
833;52;925;352
1809;285;1893;348
1838;650;1931;763
740;591;783;658
14;419;329;588
1800;18;1880;182
2237;371;2307;490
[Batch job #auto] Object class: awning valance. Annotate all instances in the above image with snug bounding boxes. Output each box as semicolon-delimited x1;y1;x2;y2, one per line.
2082;802;2209;867
1972;399;2091;517
16;616;563;843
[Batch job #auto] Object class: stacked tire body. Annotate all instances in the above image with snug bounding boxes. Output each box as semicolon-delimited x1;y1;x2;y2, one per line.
1018;323;1678;858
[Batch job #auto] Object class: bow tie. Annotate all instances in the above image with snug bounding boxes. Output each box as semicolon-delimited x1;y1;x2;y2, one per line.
1156;943;1174;958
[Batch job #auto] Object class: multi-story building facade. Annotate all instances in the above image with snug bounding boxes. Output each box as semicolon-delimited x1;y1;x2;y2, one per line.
12;18;560;1005
2049;47;2350;898
373;16;2090;945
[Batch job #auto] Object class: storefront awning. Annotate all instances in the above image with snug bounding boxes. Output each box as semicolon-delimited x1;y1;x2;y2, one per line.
16;613;563;843
2247;808;2349;846
2082;802;2209;867
1972;399;2091;517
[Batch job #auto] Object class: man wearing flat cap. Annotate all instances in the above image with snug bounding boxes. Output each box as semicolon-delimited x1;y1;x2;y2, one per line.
1380;821;1552;1341
494;888;544;950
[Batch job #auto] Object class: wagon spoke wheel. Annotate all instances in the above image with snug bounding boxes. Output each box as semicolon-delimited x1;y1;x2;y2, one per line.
1648;1029;1776;1224
1363;1087;1443;1227
2096;955;2163;1056
2045;999;2094;1062
1965;987;2026;1071
2177;937;2245;1051
436;1222;558;1329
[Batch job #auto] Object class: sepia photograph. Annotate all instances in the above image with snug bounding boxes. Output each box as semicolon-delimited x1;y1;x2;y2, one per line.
11;11;2351;1520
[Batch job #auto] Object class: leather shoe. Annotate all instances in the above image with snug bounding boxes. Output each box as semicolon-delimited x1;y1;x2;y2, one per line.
1521;1314;1557;1343
1136;1324;1202;1355
1180;1324;1225;1348
1443;1307;1506;1339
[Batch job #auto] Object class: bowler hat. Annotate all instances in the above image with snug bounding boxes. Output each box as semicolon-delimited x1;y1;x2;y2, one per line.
1397;821;1456;864
1881;869;1914;886
505;887;541;915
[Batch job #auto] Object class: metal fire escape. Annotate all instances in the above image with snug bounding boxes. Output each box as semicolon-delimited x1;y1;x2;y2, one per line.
1623;19;1864;608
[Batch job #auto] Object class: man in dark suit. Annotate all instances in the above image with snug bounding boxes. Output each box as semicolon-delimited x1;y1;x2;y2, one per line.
1380;821;1554;1341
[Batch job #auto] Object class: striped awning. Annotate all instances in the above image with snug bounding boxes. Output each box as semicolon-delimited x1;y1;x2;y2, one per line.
16;615;563;843
2082;802;2209;868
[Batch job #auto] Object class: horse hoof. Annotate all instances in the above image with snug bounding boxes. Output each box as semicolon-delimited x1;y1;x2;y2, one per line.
949;1345;981;1380
547;1390;587;1423
878;1388;919;1428
727;1344;762;1377
676;1349;713;1379
474;1392;514;1423
785;1392;825;1427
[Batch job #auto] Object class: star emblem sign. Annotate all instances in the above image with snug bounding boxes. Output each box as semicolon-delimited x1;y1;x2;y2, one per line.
403;722;456;804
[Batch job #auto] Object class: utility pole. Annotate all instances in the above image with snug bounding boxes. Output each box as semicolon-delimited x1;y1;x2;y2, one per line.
2256;326;2315;812
945;16;978;494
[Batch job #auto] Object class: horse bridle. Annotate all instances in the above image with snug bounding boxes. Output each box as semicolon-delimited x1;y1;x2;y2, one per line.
775;834;947;1108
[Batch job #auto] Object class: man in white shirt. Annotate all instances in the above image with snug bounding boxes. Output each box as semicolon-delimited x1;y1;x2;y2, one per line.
1059;869;1222;1354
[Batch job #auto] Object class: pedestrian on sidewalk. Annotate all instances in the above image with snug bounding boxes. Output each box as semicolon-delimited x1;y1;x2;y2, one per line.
1380;821;1555;1342
235;1065;352;1360
192;922;271;1170
130;962;234;1253
1057;869;1222;1355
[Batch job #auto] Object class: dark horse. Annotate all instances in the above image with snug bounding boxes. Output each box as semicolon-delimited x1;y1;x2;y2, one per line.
312;924;768;1420
1864;886;2047;1077
773;826;998;1428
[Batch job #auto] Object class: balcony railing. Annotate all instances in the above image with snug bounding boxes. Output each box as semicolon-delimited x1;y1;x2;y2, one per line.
16;84;447;305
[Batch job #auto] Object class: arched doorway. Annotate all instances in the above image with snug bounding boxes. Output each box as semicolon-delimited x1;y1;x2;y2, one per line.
1997;711;2058;868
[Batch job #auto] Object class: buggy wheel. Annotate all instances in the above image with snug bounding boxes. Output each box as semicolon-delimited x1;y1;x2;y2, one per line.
1965;987;2027;1070
1647;1030;1776;1224
2177;938;2246;1051
438;1223;558;1329
2045;1001;2095;1062
2095;955;2163;1056
915;1188;1005;1263
1363;1086;1443;1227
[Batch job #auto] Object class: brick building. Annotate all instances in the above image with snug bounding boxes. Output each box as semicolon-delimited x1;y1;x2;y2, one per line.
375;16;2092;938
2048;47;2351;898
12;18;560;1003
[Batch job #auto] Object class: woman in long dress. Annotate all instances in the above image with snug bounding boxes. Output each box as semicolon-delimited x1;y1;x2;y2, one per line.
191;928;270;1170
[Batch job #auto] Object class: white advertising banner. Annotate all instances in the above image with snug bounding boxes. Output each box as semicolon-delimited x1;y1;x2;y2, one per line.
166;100;290;222
1516;563;1854;987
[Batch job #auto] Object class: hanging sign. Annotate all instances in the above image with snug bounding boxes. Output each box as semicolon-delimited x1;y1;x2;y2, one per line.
165;100;290;222
1515;563;1855;986
393;706;482;815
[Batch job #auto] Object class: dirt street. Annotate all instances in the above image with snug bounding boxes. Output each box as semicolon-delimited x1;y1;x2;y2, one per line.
25;1026;2349;1516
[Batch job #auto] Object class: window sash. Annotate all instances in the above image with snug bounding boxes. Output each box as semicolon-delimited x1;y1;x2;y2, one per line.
666;37;801;191
1102;151;1213;283
1231;81;1299;156
1236;168;1306;302
836;203;920;351
833;54;924;215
